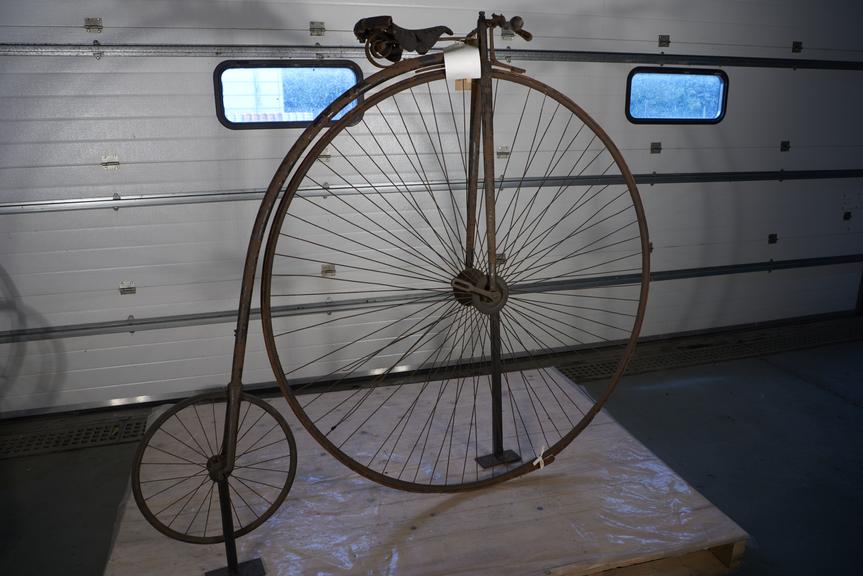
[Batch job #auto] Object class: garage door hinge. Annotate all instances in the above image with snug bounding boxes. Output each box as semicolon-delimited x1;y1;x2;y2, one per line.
310;21;326;36
84;17;103;33
101;154;120;170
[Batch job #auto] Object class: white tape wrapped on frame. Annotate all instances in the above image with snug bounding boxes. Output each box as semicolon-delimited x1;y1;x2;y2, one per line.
444;44;481;80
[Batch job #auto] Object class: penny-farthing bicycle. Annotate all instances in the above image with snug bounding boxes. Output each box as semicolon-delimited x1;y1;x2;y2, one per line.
131;11;649;573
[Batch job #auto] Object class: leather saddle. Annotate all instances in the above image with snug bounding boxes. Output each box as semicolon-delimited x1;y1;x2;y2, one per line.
354;16;453;63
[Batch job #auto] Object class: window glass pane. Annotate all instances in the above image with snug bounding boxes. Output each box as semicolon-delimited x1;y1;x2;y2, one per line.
627;68;727;123
215;61;361;128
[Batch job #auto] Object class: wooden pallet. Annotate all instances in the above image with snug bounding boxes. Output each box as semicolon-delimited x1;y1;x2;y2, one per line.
107;369;747;575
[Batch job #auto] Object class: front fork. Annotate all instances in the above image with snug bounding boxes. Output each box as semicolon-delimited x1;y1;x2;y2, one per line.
217;381;243;477
477;13;499;282
467;13;514;464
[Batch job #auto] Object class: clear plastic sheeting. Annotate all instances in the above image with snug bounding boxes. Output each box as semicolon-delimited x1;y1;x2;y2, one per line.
107;369;746;575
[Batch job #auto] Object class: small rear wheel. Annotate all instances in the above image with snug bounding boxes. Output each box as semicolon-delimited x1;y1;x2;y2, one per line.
131;391;297;544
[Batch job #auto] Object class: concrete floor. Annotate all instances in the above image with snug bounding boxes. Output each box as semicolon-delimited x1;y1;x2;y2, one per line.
0;442;138;575
0;339;860;575
585;340;863;575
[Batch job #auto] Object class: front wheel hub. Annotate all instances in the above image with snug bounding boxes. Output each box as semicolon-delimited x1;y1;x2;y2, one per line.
451;269;509;314
472;274;508;314
206;454;227;482
452;268;484;306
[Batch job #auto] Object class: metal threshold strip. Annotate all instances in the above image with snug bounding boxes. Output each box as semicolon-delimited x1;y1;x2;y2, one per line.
0;42;861;70
1;253;861;345
2;169;861;215
0;412;147;459
560;314;863;384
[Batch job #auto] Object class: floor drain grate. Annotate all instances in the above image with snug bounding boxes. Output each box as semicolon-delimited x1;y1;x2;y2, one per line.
0;414;147;460
559;316;863;383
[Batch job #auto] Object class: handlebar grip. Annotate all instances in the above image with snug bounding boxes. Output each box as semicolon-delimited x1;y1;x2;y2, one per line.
508;16;532;42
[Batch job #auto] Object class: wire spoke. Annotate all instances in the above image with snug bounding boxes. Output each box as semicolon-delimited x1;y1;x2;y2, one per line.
270;272;450;294
237;422;280;457
282;210;452;284
153;474;210;519
235;453;293;468
147;444;205;467
233;474;284;493
328;134;463;274
236;436;291;459
232;476;275;509
158;424;208;460
192;404;215;456
370;107;467;274
275;249;448;286
326;299;462;438
228;481;260;525
185;481;216;536
173;413;212;458
287;296;454;383
144;470;209;501
391;93;466;269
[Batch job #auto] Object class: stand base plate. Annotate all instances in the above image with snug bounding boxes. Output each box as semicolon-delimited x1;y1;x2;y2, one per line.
475;449;521;469
204;558;265;576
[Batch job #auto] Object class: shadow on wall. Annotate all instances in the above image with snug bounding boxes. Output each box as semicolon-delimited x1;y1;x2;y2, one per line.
678;114;739;333
0;265;66;416
127;0;309;197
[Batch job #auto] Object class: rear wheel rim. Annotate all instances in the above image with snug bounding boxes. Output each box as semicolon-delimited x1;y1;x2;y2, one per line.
131;392;297;543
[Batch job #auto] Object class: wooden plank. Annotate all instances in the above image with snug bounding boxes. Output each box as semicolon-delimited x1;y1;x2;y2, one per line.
590;549;739;576
710;540;747;570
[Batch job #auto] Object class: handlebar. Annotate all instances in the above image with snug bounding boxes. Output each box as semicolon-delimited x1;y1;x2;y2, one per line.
490;14;532;42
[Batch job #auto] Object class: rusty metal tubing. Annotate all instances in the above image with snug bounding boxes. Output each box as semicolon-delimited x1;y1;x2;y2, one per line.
476;13;506;460
463;78;481;269
215;479;240;572
220;382;243;475
478;14;498;280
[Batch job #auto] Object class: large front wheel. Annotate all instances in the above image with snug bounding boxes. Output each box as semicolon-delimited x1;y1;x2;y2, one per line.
261;68;649;492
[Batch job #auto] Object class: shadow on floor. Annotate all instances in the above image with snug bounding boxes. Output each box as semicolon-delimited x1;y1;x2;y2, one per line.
0;442;139;576
585;340;863;576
